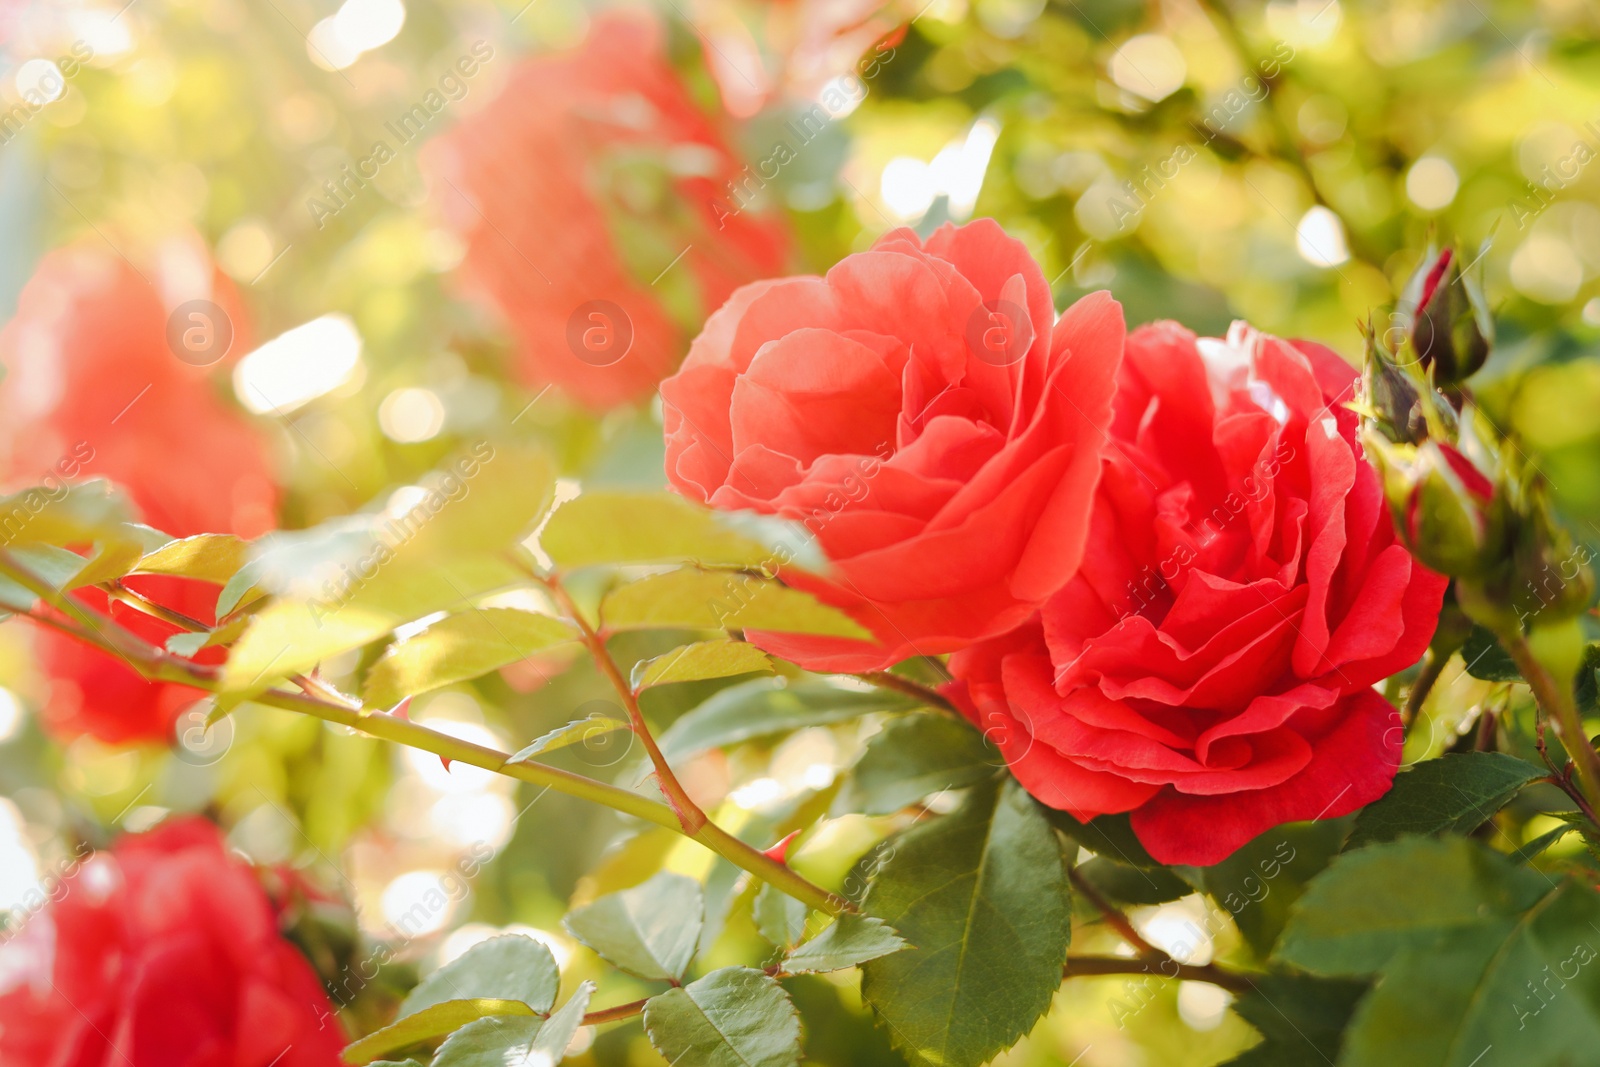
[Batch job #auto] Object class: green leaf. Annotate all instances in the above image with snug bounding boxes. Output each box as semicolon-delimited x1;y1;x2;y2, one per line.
1274;837;1549;976
222;446;556;695
832;713;996;817
563;872;703;982
1338;879;1600;1066
399;935;560;1019
366;1061;426;1067
0;544;102;612
1345;752;1545;850
165;631;210;657
601;567;871;640
861;778;1071;1067
1047;810;1162;868
540;490;774;568
753;883;809;949
631;639;774;691
643;967;801;1067
1461;625;1520;681
782;913;907;974
1187;820;1346;958
0;479;138;550
69;524;170;588
523;981;594;1065
363;608;579;708
132;533;251;584
430;1017;543;1067
506;714;630;764
341;1000;536;1065
1219;973;1366;1067
659;678;916;761
1072;856;1191;907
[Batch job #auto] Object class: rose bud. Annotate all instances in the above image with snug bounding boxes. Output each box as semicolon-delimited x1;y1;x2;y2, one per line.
1404;246;1493;386
1366;427;1508;579
1510;492;1595;626
1363;319;1426;444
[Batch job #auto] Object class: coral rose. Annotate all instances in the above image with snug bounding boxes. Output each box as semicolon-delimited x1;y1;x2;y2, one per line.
424;9;790;410
0;818;344;1067
662;219;1123;672
947;322;1448;865
0;242;279;744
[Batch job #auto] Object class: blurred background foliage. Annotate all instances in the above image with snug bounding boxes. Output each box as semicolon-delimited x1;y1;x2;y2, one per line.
1;0;1599;1063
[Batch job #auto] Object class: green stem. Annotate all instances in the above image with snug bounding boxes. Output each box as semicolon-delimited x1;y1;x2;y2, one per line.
1501;631;1600;821
1064;955;1254;994
4;556;849;916
854;670;958;715
539;573;709;835
1402;648;1448;729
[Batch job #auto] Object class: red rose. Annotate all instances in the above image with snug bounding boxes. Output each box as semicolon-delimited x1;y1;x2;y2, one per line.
0;818;344;1067
662;219;1124;672
423;9;791;410
0;243;279;743
947;322;1447;865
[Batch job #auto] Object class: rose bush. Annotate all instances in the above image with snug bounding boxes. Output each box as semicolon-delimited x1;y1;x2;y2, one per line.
947;321;1448;864
661;218;1123;672
0;244;279;744
0;818;342;1067
424;9;791;410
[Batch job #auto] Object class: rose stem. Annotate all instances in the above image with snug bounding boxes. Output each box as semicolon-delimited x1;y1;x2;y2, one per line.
1063;955;1254;994
1501;631;1600;825
1401;647;1448;730
0;557;848;916
853;670;959;715
1068;865;1161;957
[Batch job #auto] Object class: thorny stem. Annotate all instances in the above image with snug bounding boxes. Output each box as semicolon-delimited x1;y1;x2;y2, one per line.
536;572;709;836
1502;631;1600;827
1068;866;1161;958
1063;955;1254;995
1402;648;1448;730
0;556;849;917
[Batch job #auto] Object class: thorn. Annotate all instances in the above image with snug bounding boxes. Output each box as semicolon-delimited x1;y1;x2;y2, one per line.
762;830;802;864
387;697;411;720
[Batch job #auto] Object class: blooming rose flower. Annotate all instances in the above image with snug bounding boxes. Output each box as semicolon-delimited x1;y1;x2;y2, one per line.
0;242;279;743
947;322;1448;865
662;219;1124;672
423;9;790;410
0;818;344;1067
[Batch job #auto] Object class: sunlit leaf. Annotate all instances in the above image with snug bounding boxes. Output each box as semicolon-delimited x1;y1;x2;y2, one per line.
540;490;773;568
601;567;870;640
429;1017;543;1067
631;638;773;691
341;1000;537;1065
659;678;916;760
132;533;251;584
506;714;630;764
363;608;579;708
